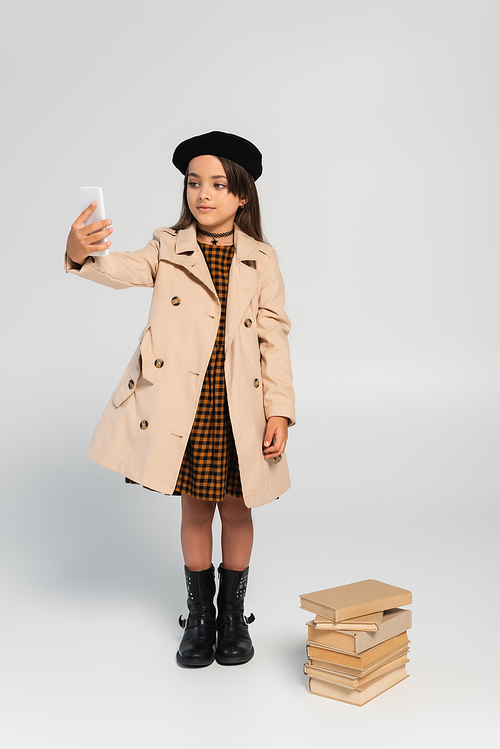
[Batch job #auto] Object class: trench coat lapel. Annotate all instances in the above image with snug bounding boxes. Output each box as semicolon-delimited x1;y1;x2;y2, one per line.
225;226;260;353
173;224;217;298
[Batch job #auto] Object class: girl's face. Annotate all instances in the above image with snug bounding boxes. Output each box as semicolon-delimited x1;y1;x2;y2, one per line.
186;155;245;235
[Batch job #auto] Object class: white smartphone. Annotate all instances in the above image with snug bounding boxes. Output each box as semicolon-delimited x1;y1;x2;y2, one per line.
79;186;109;257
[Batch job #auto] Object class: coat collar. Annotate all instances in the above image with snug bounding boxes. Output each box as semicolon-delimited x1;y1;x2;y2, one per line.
175;223;261;262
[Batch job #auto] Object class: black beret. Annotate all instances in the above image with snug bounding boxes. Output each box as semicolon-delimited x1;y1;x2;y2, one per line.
172;131;263;180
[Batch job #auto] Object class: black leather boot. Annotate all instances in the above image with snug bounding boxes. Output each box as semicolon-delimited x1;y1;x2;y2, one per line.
176;565;217;668
215;564;255;665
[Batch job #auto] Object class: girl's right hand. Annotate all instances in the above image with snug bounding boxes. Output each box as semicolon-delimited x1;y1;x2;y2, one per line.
66;202;113;265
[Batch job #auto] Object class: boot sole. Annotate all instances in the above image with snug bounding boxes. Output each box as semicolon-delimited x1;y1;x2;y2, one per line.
215;647;254;666
176;651;216;668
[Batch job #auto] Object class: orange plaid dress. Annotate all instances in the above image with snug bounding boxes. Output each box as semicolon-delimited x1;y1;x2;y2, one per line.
173;242;243;503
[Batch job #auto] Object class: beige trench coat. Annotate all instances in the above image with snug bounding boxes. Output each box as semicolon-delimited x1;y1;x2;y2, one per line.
65;223;295;508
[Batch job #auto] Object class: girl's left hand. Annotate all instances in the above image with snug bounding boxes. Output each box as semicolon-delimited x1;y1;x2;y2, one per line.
263;416;289;459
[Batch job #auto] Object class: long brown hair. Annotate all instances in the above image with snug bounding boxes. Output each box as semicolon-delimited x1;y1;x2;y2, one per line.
171;156;265;242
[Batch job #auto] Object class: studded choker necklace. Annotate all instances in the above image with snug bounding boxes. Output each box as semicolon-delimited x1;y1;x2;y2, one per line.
197;227;234;246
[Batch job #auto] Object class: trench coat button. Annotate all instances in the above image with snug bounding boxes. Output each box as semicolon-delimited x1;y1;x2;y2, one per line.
244;318;252;328
128;379;134;389
154;359;164;368
171;296;181;306
140;420;148;430
254;378;259;388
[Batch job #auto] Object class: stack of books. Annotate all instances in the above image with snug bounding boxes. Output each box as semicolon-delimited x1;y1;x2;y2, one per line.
299;579;412;706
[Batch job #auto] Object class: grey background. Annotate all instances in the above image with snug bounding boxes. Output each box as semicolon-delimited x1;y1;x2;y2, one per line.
1;0;499;746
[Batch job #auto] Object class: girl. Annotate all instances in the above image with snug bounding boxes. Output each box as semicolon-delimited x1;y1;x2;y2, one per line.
65;131;295;668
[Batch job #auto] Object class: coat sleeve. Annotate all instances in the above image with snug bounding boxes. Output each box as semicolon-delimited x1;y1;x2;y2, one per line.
257;247;296;427
63;231;161;289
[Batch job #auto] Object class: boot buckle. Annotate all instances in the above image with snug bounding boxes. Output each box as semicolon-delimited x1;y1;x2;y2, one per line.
178;615;187;629
243;613;255;625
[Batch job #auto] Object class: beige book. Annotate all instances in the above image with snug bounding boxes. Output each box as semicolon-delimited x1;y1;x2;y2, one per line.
300;579;412;622
312;611;384;631
309;643;410;677
306;631;409;669
308;664;409;706
304;653;409;689
307;608;412;654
